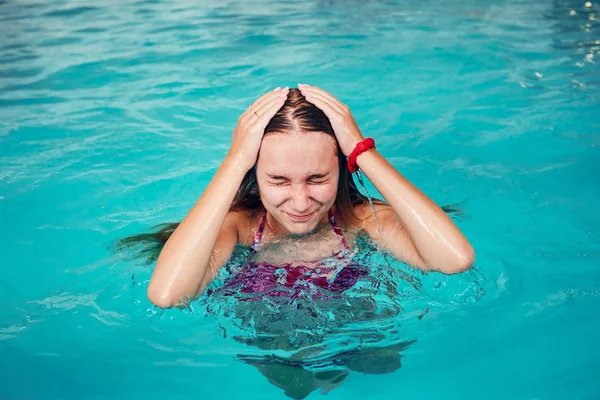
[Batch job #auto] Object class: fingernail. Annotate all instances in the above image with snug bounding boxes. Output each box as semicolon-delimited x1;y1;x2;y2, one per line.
283;86;289;91
275;86;281;91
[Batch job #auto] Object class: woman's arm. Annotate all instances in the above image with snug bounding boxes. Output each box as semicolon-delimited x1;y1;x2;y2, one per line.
147;158;247;308
148;87;289;307
299;84;474;273
354;152;474;273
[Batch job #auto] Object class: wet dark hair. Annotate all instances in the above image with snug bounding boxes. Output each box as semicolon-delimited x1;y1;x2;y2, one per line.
114;89;461;263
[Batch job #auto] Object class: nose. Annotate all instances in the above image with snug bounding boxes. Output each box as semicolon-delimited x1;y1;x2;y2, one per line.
290;184;311;214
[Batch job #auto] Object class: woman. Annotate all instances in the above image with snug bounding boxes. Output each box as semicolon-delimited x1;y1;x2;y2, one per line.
139;84;475;308
117;85;475;398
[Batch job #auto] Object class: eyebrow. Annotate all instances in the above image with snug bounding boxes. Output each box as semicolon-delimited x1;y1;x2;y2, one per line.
266;173;329;180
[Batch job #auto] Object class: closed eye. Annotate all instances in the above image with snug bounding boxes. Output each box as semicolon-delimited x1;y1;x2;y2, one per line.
308;174;329;184
266;173;329;186
269;181;289;186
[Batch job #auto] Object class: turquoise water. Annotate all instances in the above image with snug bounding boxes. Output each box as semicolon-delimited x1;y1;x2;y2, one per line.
1;0;600;398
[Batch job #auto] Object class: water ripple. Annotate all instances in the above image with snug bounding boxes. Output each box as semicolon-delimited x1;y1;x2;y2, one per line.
1;0;599;398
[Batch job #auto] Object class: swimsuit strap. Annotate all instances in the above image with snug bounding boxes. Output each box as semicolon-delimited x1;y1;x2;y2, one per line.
251;209;268;251
328;209;350;251
251;209;349;251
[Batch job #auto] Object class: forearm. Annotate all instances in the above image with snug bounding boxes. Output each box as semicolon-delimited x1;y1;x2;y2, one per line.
148;155;248;306
356;149;474;272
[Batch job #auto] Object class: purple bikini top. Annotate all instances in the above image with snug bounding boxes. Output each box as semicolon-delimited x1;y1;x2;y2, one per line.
221;209;367;301
251;209;349;252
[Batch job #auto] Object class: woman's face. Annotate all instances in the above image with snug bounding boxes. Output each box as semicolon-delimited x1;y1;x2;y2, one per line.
256;132;339;235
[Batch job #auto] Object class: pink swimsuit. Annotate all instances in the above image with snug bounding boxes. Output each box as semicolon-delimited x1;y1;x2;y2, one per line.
221;210;367;300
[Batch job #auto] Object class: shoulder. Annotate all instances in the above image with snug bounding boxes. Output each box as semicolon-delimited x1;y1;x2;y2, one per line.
351;201;398;240
352;201;394;226
225;208;263;247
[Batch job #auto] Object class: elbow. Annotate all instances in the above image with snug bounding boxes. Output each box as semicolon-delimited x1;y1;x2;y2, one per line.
147;281;203;309
147;288;174;309
447;245;475;274
430;245;475;275
147;283;177;309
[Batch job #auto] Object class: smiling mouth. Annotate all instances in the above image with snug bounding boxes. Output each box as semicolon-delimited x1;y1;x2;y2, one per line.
285;211;316;222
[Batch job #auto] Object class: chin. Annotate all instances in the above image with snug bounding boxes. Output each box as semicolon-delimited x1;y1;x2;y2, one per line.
287;224;316;235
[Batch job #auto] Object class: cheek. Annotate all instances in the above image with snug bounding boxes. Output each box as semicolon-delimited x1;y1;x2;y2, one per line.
259;186;289;205
308;183;337;202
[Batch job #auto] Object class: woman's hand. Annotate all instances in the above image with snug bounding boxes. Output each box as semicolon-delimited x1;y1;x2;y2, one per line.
298;84;365;157
228;86;289;171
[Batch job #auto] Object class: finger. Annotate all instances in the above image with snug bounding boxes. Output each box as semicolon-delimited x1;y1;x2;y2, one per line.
299;86;346;114
302;90;345;115
242;87;281;119
254;87;288;118
299;84;347;110
245;87;281;115
302;91;341;118
253;94;288;131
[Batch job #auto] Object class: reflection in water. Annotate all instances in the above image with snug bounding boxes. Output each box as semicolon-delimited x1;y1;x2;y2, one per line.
121;217;483;398
548;0;600;72
237;340;415;399
205;242;423;399
196;232;482;398
227;292;417;399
